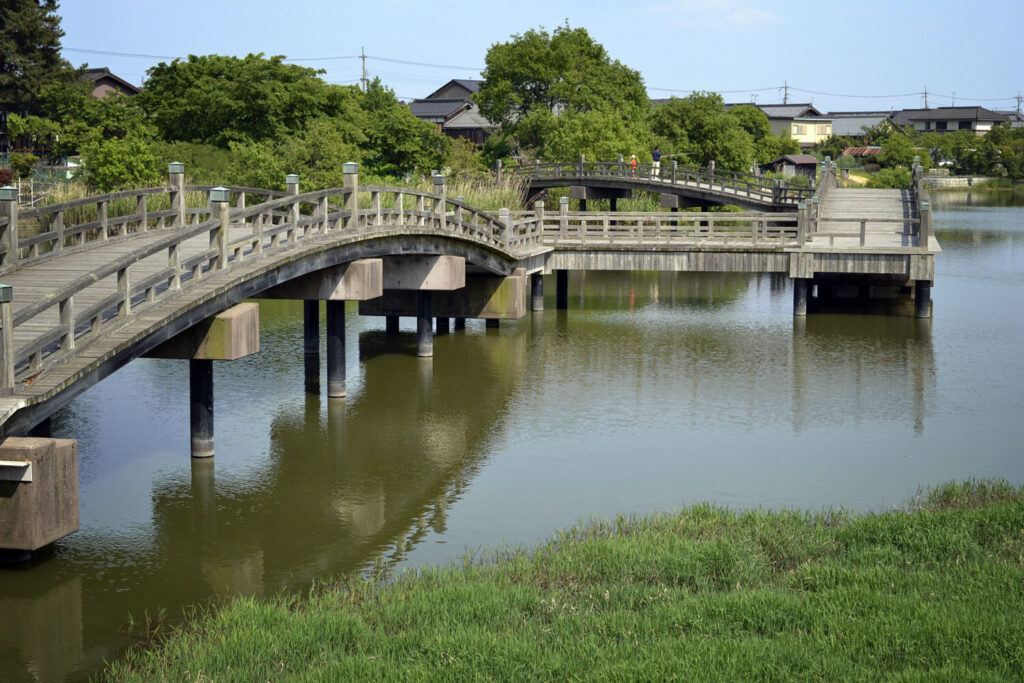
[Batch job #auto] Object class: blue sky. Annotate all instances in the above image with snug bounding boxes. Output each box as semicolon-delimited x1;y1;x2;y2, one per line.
59;0;1022;114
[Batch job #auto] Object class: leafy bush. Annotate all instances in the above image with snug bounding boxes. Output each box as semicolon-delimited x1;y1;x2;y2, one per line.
9;153;39;180
0;168;12;185
866;167;912;188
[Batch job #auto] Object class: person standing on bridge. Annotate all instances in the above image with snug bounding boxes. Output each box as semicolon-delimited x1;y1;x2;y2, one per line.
630;154;638;177
652;146;662;178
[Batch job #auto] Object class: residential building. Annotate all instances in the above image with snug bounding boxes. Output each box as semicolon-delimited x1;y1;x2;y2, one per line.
725;103;831;148
408;79;497;145
890;107;1010;136
82;67;141;98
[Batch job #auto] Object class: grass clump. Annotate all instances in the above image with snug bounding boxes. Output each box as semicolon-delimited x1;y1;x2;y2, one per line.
104;480;1024;680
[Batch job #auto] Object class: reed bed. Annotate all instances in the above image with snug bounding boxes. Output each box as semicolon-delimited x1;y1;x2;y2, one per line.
104;479;1024;681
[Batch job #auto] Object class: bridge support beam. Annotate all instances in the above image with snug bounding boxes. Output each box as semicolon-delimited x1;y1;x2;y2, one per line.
531;273;544;311
556;270;569;310
417;292;433;357
326;300;346;397
915;281;932;319
304;301;319;393
190;359;214;458
359;272;527;322
793;278;809;317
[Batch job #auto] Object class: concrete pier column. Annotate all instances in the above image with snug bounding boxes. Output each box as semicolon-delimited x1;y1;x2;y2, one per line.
556;270;569;310
579;198;587;212
915;281;932;319
454;317;466;330
386;315;399;335
190;359;214;458
303;300;320;393
793;278;809;317
436;317;450;335
486;319;499;329
326;300;346;398
531;272;544;311
417;291;433;357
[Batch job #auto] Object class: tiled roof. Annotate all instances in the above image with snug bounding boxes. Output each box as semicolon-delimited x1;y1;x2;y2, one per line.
409;99;469;119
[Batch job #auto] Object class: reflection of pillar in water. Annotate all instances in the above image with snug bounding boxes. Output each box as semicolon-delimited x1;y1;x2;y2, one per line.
912;318;932;435
790;316;808;434
190;458;216;544
418;356;433;412
417;292;433;357
0;577;83;681
326;392;347;446
530;272;544;311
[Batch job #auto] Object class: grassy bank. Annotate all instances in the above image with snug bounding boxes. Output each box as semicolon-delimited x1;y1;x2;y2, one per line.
105;481;1024;680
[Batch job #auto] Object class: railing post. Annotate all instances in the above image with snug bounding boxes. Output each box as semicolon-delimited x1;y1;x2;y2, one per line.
168;162;185;227
495;159;502;183
98;199;108;241
286;173;300;241
811;195;820;231
0;186;18;270
617;154;624;177
433;173;446;231
559;196;569;241
859;219;867;247
797;201;807;247
137;193;148;232
454;195;464;231
579;154;585;177
499;208;511;248
343;162;358;231
209;187;230;269
534;200;545;245
709;160;716;188
59;295;75;351
919;201;932;251
671;160;677;184
0;284;13;389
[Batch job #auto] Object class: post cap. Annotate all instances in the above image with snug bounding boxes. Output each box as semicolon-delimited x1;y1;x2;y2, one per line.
920;201;931;211
432;174;445;186
285;173;300;185
342;162;358;174
209;186;231;203
798;202;807;210
560;196;569;205
168;161;185;175
0;284;12;304
499;207;510;215
454;196;464;203
812;196;820;204
0;186;16;201
824;156;831;162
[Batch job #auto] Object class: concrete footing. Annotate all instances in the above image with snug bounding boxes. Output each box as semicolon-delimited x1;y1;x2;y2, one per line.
0;437;79;553
326;300;346;398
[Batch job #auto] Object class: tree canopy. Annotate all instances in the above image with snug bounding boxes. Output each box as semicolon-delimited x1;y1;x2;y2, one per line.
476;23;650;158
650;93;755;171
0;0;76;115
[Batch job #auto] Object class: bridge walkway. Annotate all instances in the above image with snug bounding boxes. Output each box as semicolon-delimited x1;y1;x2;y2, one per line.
809;188;933;251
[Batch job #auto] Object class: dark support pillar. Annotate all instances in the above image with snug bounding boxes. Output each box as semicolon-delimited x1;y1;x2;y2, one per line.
671;206;678;227
190;359;214;458
454;317;466;330
915;281;932;319
793;278;808;317
27;417;52;438
579;198;587;212
303;300;319;393
386;315;399;335
610;196;617;227
556;269;569;310
417;291;433;357
531;272;544;311
436;317;450;334
486;319;499;329
326;300;346;398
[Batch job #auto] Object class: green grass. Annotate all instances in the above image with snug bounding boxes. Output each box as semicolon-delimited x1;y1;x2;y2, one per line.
103;480;1024;681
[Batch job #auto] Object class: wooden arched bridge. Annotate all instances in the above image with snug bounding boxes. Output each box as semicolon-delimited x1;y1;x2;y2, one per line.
0;160;940;554
500;157;813;210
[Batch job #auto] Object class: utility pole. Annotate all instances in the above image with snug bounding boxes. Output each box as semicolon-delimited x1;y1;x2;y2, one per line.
360;47;367;91
783;80;789;105
1016;92;1022;115
923;86;928;109
952;91;956;106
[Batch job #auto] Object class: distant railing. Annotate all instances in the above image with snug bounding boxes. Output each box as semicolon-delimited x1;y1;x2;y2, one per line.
499;157;814;206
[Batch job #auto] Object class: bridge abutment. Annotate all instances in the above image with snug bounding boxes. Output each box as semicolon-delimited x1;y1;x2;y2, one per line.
0;437;79;558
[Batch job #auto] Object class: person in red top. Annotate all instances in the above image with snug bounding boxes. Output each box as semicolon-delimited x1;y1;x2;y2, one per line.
630;154;638;177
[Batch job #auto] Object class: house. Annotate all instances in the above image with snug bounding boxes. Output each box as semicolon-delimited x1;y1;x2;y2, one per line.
827;111;892;138
408;79;497;145
82;68;140;98
762;153;819;181
890;107;1009;136
726;103;832;148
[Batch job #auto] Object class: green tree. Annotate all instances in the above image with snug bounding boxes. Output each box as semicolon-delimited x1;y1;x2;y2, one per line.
650;93;755;170
728;104;800;164
358;79;447;177
80;135;160;191
878;132;918;168
0;0;76;115
475;23;649;157
137;54;359;147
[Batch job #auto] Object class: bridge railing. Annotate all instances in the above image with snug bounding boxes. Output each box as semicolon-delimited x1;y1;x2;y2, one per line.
0;168;540;390
502;158;813;205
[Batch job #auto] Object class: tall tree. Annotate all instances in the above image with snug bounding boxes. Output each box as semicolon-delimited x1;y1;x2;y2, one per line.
651;93;755;171
0;0;76;115
475;23;650;157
